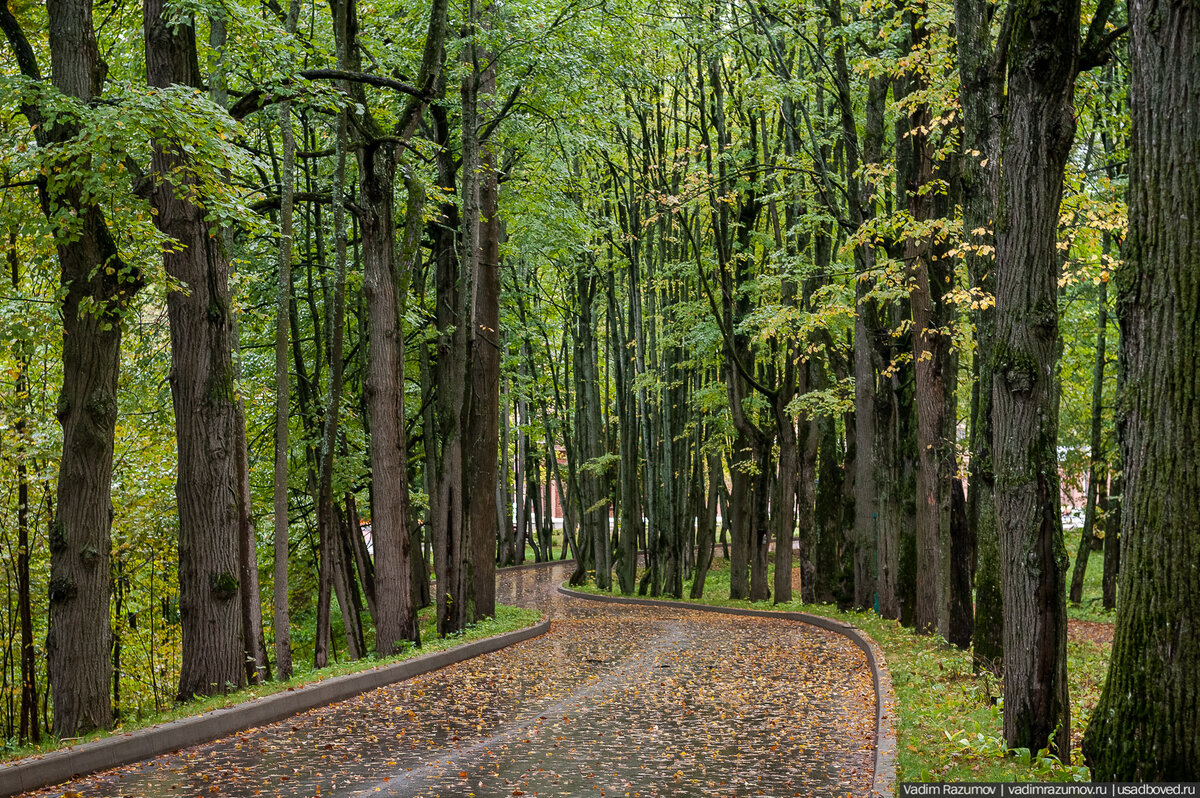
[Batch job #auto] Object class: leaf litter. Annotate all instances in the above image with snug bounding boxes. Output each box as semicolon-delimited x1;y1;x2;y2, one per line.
26;564;874;798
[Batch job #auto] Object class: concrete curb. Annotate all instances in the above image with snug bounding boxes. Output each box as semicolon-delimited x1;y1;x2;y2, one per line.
0;619;551;798
557;586;897;798
497;557;574;573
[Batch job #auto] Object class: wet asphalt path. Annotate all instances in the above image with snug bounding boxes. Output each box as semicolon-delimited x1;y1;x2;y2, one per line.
26;563;876;798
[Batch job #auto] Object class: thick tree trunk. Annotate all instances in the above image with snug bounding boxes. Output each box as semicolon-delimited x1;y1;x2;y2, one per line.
1082;0;1200;775
144;0;244;700
992;0;1078;756
7;0;141;737
362;149;420;652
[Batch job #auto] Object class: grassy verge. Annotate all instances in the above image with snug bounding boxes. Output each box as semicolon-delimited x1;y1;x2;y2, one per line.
2;603;541;764
573;539;1111;784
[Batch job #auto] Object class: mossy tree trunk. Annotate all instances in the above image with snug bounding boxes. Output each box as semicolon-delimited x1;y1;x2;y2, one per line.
144;0;246;701
954;0;1005;674
991;0;1079;758
1082;0;1200;775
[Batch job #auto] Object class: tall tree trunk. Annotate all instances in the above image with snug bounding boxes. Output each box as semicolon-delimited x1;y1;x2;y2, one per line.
497;380;516;567
1069;277;1109;604
465;14;500;620
144;0;245;700
431;85;471;633
208;0;269;689
1082;0;1200;774
954;0;1005;672
362;145;421;651
3;0;140;737
271;0;300;685
313;87;362;663
850;73;889;615
234;394;269;682
906;2;951;638
10;238;38;743
992;0;1078;756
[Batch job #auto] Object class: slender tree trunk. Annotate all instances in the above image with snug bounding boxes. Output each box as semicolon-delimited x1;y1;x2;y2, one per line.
1101;471;1121;610
234;395;269;682
514;395;527;565
954;0;1006;674
498;380;516;566
431;82;471;633
691;452;721;599
344;493;377;622
8;238;38;743
271;0;300;685
813;412;842;604
330;503;364;659
1069;278;1109;604
1082;0;1200;774
208;0;269;689
465;15;500;619
852;75;889;615
948;479;975;647
771;415;797;605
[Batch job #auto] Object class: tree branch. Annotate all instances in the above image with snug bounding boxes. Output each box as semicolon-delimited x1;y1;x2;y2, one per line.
229;69;430;119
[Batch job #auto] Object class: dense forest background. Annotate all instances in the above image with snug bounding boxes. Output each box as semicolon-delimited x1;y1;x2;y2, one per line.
0;0;1195;781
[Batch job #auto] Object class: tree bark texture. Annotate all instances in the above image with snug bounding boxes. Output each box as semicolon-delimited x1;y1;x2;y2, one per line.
954;0;1005;674
431;90;471;634
1082;0;1200;775
12;0;144;737
271;0;300;684
144;0;245;701
992;0;1078;757
466;45;500;616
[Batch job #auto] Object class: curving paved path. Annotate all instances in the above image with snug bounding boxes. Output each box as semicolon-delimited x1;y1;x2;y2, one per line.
24;563;876;798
